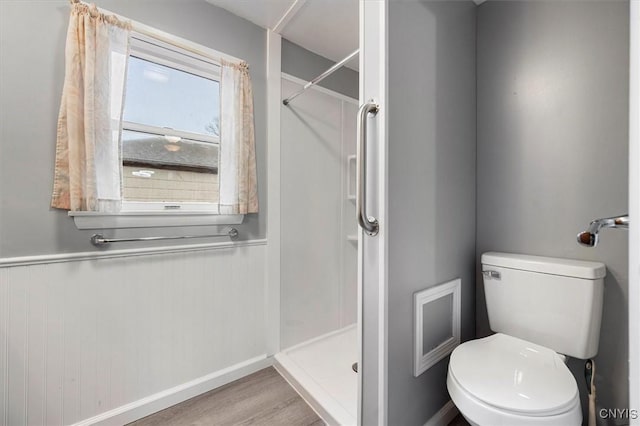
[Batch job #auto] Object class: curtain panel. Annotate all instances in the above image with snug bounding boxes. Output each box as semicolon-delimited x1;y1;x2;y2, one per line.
51;2;130;212
219;60;259;214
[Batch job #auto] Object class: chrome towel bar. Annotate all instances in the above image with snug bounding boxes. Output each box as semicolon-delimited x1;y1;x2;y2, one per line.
91;228;239;246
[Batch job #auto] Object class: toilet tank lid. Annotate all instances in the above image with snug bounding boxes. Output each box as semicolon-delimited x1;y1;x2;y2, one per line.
482;252;606;279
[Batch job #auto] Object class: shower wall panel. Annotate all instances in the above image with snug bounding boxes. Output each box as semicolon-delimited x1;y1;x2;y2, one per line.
280;78;358;349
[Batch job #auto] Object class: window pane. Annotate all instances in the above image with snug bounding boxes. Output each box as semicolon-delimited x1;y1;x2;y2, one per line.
121;130;219;203
122;130;218;172
123;56;220;136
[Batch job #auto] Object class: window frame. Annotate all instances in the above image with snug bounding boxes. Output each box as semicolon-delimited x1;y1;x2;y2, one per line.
120;34;223;214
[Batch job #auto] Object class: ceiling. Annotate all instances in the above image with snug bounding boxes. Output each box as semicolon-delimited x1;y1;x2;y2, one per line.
205;0;359;70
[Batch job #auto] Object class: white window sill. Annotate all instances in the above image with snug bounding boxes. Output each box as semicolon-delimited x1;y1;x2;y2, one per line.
68;211;244;230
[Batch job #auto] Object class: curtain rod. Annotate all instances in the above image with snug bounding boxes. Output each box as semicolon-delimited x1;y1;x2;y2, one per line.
68;0;243;66
282;49;359;106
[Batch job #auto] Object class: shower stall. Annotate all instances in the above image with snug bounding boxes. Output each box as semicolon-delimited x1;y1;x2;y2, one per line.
275;74;359;425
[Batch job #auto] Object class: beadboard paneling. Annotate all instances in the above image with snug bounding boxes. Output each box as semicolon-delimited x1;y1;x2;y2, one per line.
0;244;267;426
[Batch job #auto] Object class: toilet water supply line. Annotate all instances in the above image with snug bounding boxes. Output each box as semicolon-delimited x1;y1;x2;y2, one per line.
585;359;596;426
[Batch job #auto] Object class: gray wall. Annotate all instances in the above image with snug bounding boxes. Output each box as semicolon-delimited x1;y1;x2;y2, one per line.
387;1;477;424
476;2;629;423
281;39;359;100
0;0;267;258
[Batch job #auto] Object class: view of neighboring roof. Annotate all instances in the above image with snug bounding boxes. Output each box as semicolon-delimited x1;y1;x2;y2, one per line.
122;134;218;174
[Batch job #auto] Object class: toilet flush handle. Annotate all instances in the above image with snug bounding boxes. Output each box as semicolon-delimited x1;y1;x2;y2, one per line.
483;270;501;280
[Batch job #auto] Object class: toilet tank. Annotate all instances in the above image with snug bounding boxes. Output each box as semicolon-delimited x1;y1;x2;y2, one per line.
481;252;606;359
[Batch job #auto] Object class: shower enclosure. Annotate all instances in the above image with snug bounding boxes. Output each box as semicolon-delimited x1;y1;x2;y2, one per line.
275;74;359;425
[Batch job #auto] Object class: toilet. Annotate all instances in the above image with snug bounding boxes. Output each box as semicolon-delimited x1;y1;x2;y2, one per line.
447;252;606;426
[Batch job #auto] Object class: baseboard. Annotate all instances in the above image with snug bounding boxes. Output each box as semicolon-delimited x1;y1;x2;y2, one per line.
71;354;273;426
424;400;459;426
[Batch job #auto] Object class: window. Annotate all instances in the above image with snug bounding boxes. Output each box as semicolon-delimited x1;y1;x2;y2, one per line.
120;35;222;212
54;6;258;229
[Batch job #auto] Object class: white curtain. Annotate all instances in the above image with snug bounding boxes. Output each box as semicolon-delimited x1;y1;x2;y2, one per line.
219;60;259;214
51;2;130;212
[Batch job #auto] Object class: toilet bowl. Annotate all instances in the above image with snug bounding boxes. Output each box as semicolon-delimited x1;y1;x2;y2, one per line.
447;333;582;426
446;252;606;426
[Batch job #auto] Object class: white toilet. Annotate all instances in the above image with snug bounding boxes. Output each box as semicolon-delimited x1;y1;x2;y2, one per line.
447;252;606;426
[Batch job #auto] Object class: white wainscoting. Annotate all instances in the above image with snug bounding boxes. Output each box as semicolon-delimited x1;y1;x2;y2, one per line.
0;242;268;426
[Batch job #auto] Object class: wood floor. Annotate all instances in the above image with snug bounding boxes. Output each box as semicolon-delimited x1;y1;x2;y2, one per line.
129;367;323;426
448;413;471;426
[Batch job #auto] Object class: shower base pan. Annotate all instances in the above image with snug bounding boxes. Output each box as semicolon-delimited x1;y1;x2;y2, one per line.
275;325;357;425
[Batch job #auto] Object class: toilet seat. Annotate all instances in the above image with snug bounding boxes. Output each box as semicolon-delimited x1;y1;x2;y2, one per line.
447;333;582;426
447;372;581;426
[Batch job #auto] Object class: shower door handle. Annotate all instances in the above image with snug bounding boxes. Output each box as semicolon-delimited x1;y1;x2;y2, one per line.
356;100;379;236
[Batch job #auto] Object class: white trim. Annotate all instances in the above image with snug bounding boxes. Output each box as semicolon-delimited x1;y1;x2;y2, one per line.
379;0;390;420
629;1;640;423
69;211;243;229
414;279;461;377
70;354;272;426
423;401;460;426
358;0;389;424
272;0;308;33
358;0;390;424
282;73;359;105
379;0;390;413
129;32;222;75
0;239;267;268
266;30;282;356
